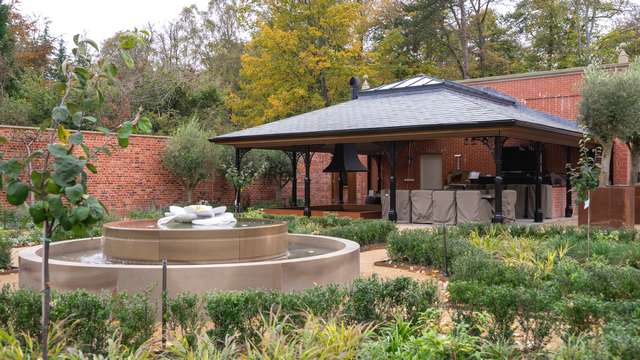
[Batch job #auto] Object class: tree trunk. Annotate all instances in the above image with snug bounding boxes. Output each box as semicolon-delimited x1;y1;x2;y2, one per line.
41;224;51;359
599;141;613;186
626;141;640;185
186;188;193;204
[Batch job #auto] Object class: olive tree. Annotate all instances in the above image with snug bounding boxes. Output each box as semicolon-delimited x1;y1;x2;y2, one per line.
618;63;640;184
578;63;640;185
162;118;219;203
0;32;150;358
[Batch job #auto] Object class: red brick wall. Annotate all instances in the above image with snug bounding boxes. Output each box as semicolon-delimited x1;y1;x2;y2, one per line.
465;69;631;185
0;126;278;213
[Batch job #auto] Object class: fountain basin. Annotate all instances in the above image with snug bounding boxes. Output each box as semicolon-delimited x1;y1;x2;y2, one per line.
18;234;360;297
103;219;288;263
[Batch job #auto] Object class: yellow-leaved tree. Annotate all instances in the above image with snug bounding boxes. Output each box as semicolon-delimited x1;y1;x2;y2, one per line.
228;0;366;127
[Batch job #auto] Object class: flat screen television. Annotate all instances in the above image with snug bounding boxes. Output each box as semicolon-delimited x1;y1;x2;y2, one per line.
503;146;536;172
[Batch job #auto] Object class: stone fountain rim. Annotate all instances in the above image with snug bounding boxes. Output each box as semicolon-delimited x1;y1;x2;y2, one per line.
103;218;287;232
19;234;360;269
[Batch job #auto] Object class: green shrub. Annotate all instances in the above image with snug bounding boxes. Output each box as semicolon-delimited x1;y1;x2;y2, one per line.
204;277;437;342
514;286;558;351
555;294;607;336
9;288;41;338
448;281;518;342
111;292;156;348
50;290;112;354
320;219;395;245
387;228;474;269
168;292;203;340
0;237;11;270
450;250;533;286
346;276;437;323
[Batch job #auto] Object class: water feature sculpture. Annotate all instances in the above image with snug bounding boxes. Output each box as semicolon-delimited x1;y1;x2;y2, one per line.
19;206;360;299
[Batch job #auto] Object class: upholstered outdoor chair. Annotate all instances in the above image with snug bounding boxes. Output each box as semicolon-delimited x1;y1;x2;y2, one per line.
410;190;434;224
432;190;456;224
455;190;493;224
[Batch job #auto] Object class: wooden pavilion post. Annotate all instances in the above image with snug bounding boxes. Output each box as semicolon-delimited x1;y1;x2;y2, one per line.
367;156;372;194
534;142;544;223
492;136;505;223
565;146;573;217
288;151;298;207
303;146;312;217
338;171;345;204
376;155;382;192
387;142;398;222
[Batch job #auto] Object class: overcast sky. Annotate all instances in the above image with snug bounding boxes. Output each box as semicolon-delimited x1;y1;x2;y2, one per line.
18;0;210;46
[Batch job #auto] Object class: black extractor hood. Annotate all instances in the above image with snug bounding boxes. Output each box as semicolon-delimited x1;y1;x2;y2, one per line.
323;144;367;173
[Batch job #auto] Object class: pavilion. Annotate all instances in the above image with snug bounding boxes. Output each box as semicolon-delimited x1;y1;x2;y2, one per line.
212;75;583;223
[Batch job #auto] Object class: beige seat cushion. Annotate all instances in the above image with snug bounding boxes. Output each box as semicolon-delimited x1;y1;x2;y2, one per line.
411;190;433;224
380;189;410;222
456;190;492;224
525;184;554;219
432;190;456;224
502;190;517;223
396;190;411;223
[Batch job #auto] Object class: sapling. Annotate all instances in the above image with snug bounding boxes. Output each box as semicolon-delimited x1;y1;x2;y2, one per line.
0;32;151;358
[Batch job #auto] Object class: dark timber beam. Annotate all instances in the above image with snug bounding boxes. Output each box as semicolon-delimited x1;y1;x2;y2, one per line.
387;142;398;222
534;142;544;223
338;171;345;204
376;155;382;192
367;156;372;194
288;151;298;207
492;136;505;223
303;147;312;217
565;146;573;217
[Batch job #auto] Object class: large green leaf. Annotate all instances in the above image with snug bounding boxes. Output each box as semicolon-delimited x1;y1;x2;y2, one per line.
29;201;47;224
0;158;22;180
73;206;90;222
120;50;135;69
46;178;61;194
52;106;70;123
69;132;84;145
52;155;86;187
85;196;105;221
7;180;29;205
137;116;153;134
64;183;85;203
117;121;133;148
47;194;65;218
47;144;69;157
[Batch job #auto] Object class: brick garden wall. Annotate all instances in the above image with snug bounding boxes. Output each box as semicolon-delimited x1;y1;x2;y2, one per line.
0;126;278;214
464;66;630;185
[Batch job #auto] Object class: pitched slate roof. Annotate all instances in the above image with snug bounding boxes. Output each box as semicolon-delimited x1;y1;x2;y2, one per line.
213;75;581;143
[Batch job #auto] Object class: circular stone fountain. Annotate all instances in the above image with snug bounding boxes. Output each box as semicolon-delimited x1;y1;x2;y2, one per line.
18;219;360;298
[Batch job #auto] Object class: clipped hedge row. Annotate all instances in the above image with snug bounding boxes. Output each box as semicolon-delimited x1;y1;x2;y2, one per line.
0;276;437;355
245;211;397;245
178;275;437;342
0;286;155;354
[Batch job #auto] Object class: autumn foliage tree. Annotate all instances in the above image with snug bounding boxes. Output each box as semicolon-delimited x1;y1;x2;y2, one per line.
229;0;364;127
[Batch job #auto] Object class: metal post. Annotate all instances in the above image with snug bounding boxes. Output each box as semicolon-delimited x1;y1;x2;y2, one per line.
565;146;573;217
534;142;544;223
303;147;311;217
161;259;167;350
388;142;397;222
492;136;505;223
290;151;298;207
